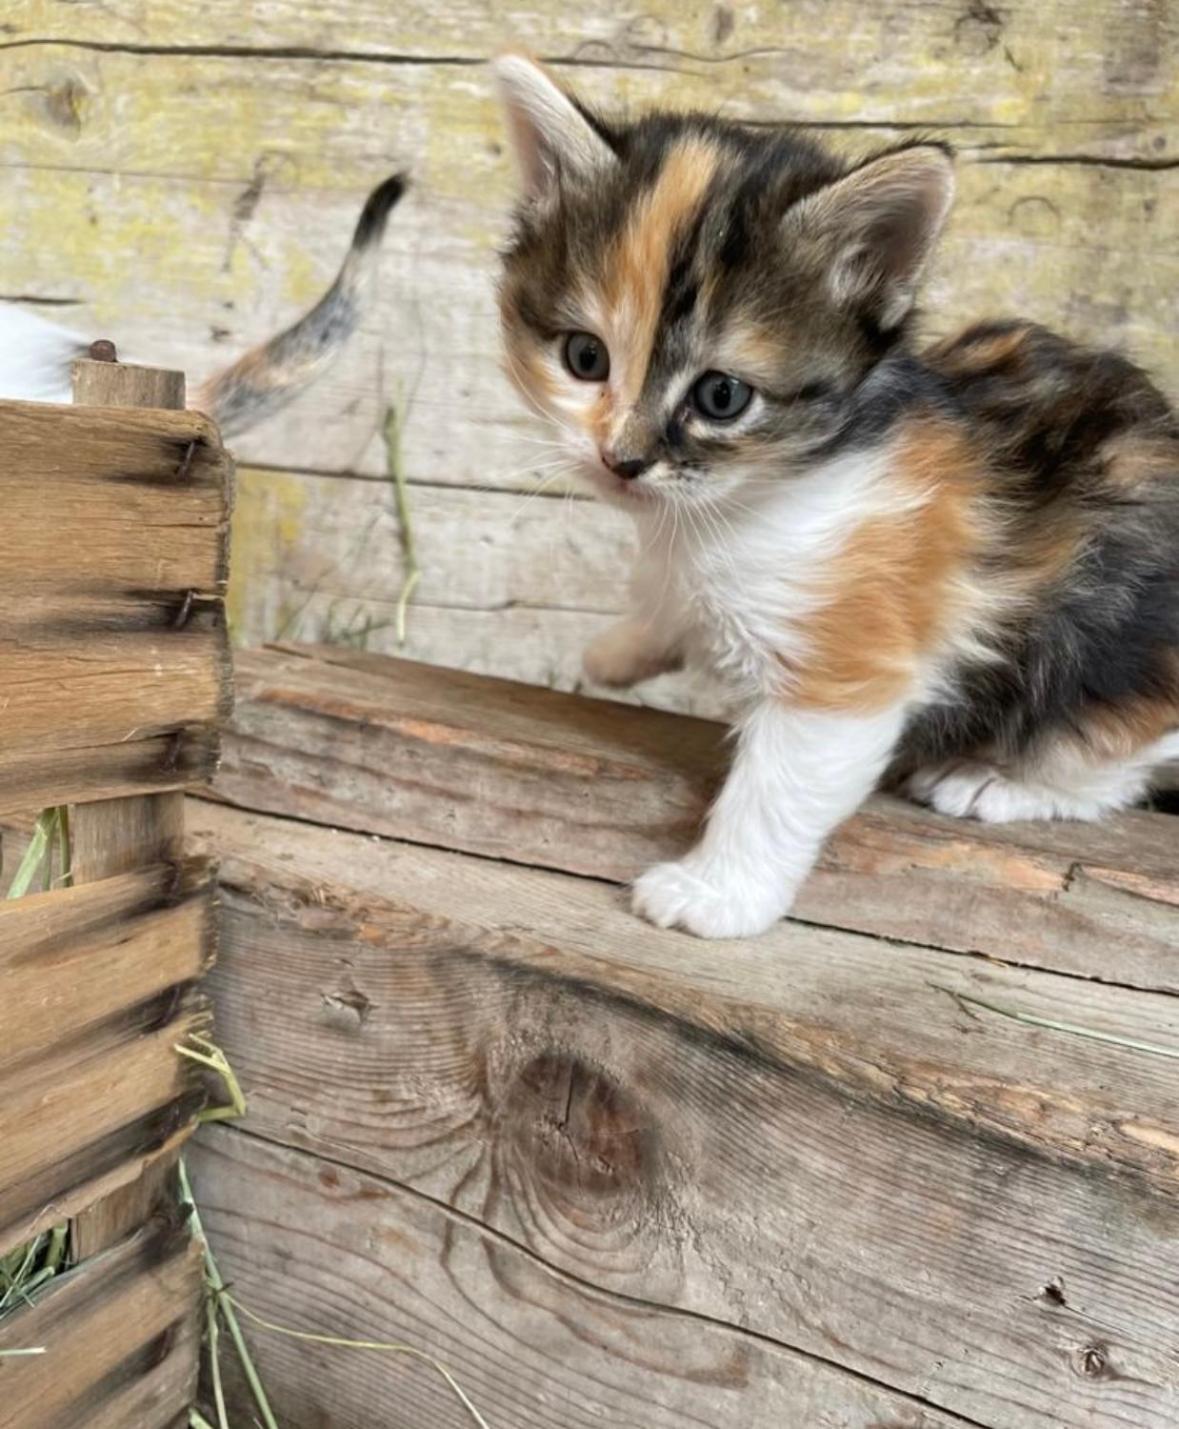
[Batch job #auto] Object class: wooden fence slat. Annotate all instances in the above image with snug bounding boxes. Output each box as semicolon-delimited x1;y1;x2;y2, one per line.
214;643;1179;990
0;1221;201;1429
191;800;1179;1429
0;861;214;1069
0;402;227;589
0;397;231;813
0;1013;204;1250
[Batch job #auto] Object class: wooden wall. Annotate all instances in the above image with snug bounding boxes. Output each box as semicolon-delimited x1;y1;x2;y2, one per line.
4;1;1176;710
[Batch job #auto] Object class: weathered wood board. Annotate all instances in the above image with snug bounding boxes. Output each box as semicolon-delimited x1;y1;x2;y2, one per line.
8;0;1177;145
0;1219;201;1429
190;1127;975;1429
190;794;1179;1428
2;4;1175;699
0;399;232;813
0;861;211;1256
215;644;1179;989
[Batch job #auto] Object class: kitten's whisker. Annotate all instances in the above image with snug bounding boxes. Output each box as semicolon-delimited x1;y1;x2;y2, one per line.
511;464;578;518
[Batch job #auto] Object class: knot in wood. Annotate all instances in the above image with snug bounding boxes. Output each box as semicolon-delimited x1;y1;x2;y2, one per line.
1076;1343;1111;1379
504;1053;654;1208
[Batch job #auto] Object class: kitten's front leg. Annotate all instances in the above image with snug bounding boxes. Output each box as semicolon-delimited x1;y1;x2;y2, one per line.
633;699;906;939
583;617;682;689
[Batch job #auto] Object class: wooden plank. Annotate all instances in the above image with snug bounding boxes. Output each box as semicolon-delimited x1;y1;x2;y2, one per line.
214;645;1179;989
225;464;629;633
5;2;1175;152
0;732;222;816
0;861;214;1069
72;357;186;411
80;1312;200;1429
0;397;231;811
0;1220;201;1429
190;1126;976;1429
0;402;226;589
191;799;1179;1429
0;1011;205;1254
232;594;716;716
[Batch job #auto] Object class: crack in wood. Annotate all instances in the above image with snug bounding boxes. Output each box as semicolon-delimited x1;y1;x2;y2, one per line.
225;1123;994;1429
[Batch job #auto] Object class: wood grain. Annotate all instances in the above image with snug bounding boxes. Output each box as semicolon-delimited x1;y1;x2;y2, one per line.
0;397;232;813
0;861;213;1068
7;0;1176;153
215;644;1179;989
191;799;1179;1429
0;1219;201;1429
0;1010;204;1254
190;1127;977;1429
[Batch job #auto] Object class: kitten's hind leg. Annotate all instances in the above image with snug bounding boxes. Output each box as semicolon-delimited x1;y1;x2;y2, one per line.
582;618;682;689
906;730;1179;823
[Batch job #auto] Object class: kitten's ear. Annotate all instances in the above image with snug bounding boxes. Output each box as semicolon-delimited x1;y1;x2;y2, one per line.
791;145;954;331
493;53;616;199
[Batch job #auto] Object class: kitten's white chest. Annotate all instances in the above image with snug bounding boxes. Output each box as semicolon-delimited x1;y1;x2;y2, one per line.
635;449;895;697
641;512;813;696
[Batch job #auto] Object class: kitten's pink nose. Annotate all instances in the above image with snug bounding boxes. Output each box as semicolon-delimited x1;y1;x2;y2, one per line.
601;450;650;481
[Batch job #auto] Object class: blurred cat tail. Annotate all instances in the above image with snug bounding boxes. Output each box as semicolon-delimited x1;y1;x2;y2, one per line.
196;170;407;436
0;171;407;435
0;304;90;405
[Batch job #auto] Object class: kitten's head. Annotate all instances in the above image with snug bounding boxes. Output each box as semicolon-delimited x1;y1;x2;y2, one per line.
494;55;954;509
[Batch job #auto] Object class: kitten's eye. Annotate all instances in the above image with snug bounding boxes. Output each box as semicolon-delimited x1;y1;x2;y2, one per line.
563;332;610;382
692;371;753;421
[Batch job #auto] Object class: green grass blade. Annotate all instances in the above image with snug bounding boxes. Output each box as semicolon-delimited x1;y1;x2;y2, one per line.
6;812;55;900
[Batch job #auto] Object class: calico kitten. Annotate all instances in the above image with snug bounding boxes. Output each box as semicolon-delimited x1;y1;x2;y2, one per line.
494;55;1179;939
0;173;406;435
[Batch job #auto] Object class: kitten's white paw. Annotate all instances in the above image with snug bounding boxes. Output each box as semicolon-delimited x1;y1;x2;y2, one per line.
632;858;788;939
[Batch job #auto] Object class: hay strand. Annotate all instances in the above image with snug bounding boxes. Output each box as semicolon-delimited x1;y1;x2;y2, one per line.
5;806;72;900
943;988;1179;1059
224;1294;493;1429
383;400;420;645
175;1033;248;1123
179;1158;279;1429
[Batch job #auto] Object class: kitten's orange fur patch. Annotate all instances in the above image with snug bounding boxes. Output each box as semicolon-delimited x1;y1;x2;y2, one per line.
792;419;991;712
926;323;1032;378
602;139;721;402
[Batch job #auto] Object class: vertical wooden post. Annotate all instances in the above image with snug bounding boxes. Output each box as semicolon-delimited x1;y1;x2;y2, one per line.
69;349;191;1258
